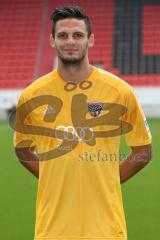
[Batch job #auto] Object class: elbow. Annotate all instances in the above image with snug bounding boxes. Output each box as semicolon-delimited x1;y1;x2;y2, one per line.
145;144;152;163
15;147;23;164
15;147;28;163
134;145;152;166
143;152;152;165
15;147;20;159
147;146;152;163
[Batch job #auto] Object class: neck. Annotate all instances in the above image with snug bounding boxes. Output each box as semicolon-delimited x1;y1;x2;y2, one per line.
57;57;93;84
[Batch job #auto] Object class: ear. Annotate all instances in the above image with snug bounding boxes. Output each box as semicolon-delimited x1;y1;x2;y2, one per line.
50;34;55;48
88;33;94;48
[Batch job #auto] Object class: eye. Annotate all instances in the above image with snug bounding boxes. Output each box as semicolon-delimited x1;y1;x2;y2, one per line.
57;32;67;39
74;32;84;39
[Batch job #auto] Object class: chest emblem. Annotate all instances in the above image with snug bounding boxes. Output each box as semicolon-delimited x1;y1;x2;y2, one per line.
88;101;104;117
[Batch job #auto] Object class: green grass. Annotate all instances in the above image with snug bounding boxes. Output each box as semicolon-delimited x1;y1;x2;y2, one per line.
0;119;159;240
0;121;37;239
121;119;160;240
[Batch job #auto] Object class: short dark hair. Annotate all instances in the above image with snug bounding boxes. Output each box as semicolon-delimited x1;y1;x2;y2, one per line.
50;6;92;38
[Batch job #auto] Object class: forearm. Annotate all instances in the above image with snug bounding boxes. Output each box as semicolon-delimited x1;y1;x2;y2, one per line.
15;147;39;178
119;150;151;184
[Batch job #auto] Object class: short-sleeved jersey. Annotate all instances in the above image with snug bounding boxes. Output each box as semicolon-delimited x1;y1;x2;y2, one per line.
14;67;151;240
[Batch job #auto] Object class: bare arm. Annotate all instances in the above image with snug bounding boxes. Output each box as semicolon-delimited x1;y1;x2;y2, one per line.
15;147;39;179
119;144;152;184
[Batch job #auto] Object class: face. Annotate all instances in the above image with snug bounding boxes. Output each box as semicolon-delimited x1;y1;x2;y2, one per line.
50;18;94;65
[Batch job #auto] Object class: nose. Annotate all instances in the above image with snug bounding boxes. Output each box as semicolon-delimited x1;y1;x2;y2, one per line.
66;35;75;45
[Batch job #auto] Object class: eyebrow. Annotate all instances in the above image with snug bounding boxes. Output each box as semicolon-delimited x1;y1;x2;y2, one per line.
74;31;85;35
57;31;85;35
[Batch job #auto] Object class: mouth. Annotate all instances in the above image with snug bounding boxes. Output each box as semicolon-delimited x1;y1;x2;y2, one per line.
63;49;78;52
62;49;78;56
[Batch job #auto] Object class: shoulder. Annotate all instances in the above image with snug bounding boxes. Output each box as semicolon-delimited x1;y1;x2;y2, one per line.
94;68;134;94
19;70;57;101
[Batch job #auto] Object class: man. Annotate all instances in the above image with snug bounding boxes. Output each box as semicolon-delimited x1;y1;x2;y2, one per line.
14;6;152;240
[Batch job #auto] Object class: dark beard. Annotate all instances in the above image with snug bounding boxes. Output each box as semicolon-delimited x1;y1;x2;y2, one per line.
60;54;86;66
57;44;88;66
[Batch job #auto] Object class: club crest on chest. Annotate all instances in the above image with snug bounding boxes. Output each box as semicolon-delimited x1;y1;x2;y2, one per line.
87;101;104;117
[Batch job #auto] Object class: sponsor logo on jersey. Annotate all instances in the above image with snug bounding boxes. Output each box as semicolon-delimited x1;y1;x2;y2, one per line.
55;125;94;142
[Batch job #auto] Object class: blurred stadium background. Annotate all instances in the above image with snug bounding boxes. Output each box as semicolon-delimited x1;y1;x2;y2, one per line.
0;0;160;239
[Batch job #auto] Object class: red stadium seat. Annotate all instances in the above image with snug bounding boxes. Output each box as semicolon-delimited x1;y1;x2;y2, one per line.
0;0;160;88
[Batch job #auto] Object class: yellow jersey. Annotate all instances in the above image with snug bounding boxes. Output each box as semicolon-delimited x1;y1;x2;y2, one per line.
14;67;151;240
